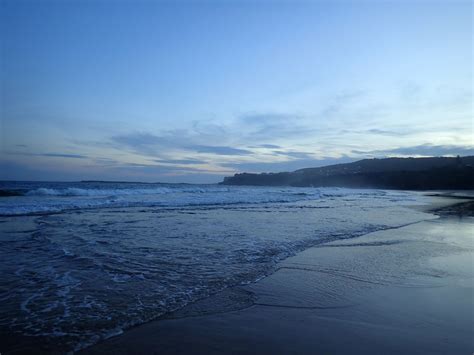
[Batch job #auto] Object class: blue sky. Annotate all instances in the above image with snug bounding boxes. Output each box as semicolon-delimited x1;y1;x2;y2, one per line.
1;0;472;182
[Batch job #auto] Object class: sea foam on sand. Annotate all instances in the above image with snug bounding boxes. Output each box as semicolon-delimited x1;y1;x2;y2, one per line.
82;197;474;355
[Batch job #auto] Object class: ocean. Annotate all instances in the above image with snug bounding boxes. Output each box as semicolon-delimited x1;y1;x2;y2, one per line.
0;181;432;352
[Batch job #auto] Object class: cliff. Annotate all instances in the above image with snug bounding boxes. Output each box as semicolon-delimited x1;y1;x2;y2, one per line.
221;156;474;190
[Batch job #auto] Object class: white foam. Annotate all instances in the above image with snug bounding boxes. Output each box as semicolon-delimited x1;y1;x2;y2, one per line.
26;187;174;197
0;186;422;216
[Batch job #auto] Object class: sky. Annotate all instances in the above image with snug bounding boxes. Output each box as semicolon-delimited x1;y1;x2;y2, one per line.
1;0;472;183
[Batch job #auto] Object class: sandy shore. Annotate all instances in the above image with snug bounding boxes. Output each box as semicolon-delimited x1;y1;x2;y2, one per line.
82;194;474;355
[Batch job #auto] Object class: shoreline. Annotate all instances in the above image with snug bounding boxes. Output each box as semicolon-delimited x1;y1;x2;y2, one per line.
82;193;474;354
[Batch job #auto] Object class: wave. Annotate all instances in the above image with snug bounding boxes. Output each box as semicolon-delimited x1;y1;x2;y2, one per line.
23;186;235;197
0;184;420;216
26;187;173;197
0;197;311;216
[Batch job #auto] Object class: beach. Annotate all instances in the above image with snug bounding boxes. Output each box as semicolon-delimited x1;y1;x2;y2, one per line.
1;187;472;354
82;195;474;355
3;0;472;352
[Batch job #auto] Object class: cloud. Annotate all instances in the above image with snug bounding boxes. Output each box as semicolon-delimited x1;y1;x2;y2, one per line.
90;157;121;167
365;129;407;136
88;112;318;161
271;150;314;159
336;128;414;138
103;162;230;183
153;158;207;165
112;132;164;146
110;132;174;156
110;131;253;157
40;153;88;159
353;144;474;157
0;158;225;183
119;163;207;173
249;144;282;149
239;113;296;126
237;113;315;140
190;145;253;156
4;151;88;159
222;157;355;173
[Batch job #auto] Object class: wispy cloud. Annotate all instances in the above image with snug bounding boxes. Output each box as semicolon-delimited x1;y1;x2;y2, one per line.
364;129;408;136
237;113;316;140
40;153;88;159
222;157;355;173
112;132;165;146
190;145;253;156
120;163;207;173
5;151;88;159
153;158;207;165
103;162;231;183
110;130;253;157
271;150;314;159
46;83;472;182
249;144;282;149
110;132;173;156
353;144;474;157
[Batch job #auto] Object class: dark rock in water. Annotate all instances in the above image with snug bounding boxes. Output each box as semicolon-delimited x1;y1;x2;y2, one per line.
434;201;474;217
0;189;23;197
221;156;474;190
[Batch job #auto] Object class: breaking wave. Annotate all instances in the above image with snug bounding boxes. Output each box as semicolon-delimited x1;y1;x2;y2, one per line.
0;182;420;216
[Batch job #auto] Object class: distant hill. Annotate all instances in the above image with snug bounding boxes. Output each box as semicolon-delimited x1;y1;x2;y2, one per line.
220;156;474;190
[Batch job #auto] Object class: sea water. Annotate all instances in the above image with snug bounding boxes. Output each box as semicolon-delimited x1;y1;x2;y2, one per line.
0;181;432;351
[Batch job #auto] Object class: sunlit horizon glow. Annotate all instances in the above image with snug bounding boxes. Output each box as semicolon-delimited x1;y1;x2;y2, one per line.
1;0;472;183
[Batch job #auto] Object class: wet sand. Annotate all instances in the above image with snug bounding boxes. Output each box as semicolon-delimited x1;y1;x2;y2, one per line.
83;195;474;355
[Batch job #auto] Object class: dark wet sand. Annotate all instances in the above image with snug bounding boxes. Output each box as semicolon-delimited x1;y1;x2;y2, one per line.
83;195;474;355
